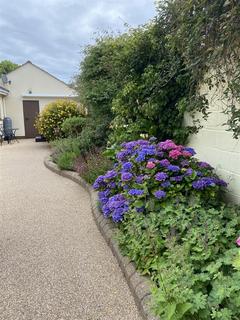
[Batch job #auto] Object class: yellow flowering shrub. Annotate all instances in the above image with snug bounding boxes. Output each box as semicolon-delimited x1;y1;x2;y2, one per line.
35;99;80;141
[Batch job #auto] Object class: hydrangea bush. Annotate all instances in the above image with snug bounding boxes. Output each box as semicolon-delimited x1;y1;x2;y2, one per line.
93;138;227;222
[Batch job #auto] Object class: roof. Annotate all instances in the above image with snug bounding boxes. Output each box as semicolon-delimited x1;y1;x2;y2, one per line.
0;85;9;95
6;60;71;88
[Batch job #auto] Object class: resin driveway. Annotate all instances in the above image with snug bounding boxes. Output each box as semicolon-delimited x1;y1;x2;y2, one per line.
0;140;142;320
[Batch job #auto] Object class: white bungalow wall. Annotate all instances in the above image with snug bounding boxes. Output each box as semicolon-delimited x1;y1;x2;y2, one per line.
186;82;240;203
3;62;76;136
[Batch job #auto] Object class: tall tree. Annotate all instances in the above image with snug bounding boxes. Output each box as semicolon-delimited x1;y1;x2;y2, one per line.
0;60;18;76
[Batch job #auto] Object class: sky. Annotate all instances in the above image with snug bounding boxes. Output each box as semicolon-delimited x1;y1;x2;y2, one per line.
0;0;156;83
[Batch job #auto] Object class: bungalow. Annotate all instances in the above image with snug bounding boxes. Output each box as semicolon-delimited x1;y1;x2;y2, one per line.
0;61;77;138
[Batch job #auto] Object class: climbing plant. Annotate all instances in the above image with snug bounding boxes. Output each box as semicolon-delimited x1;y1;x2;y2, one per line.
156;0;240;138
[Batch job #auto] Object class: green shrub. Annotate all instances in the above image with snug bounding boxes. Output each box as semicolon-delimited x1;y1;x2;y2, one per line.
52;117;110;170
93;138;240;319
56;151;77;170
35;99;81;141
61;116;86;137
74;149;113;184
117;203;240;320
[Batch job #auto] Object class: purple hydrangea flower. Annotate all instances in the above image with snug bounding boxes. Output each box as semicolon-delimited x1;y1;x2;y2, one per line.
216;179;227;187
180;160;189;167
109;181;117;189
155;172;168;181
121;172;133;181
102;204;111;217
198;161;212;169
128;189;144;196
135;175;145;184
99;189;110;204
156;151;164;157
117;150;131;161
104;170;117;180
158;140;177;150
170;175;183;182
167;165;180;172
93;175;106;189
159;159;170;167
136;207;145;213
185;168;193;176
154;190;166;199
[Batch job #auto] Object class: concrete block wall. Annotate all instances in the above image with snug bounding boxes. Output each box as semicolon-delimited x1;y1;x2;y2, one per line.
186;83;240;203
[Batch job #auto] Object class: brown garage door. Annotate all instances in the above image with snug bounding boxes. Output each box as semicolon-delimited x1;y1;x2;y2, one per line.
23;100;39;138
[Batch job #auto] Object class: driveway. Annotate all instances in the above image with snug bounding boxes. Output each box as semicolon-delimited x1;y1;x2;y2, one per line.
0;140;142;320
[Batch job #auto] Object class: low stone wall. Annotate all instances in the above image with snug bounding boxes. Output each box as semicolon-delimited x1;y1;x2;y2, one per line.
44;157;158;320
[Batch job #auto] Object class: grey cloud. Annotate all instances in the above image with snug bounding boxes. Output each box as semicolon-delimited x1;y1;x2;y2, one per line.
0;0;155;82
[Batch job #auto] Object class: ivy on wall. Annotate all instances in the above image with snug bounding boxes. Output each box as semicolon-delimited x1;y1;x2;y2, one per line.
158;0;240;138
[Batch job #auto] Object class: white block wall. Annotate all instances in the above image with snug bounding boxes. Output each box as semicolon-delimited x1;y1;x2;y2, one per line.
186;83;240;203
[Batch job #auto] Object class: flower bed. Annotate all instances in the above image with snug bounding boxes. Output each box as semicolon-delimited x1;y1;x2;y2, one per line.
93;138;227;222
93;138;240;320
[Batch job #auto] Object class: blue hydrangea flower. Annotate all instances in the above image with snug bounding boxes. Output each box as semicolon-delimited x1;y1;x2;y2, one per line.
161;181;171;188
167;165;180;172
112;208;125;222
128;189;144;196
154;190;166;199
183;147;196;156
135;152;146;162
122;162;133;172
192;177;216;190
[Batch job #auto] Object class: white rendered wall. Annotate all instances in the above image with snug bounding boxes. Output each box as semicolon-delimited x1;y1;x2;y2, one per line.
186;83;240;203
3;62;76;136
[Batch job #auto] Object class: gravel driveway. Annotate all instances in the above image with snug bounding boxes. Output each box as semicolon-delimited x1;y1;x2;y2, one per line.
0;139;142;320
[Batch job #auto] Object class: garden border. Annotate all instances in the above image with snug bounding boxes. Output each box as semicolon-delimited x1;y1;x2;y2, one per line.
44;156;158;320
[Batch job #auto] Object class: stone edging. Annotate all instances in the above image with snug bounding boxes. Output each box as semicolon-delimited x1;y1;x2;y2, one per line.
44;156;158;320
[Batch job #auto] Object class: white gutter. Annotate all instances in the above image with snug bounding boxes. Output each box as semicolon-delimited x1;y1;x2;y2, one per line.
0;89;9;96
22;93;78;98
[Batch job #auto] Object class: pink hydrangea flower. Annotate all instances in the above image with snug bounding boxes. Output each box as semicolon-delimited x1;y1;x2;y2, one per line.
146;161;156;169
158;139;177;150
169;149;182;159
236;237;240;247
182;151;192;157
